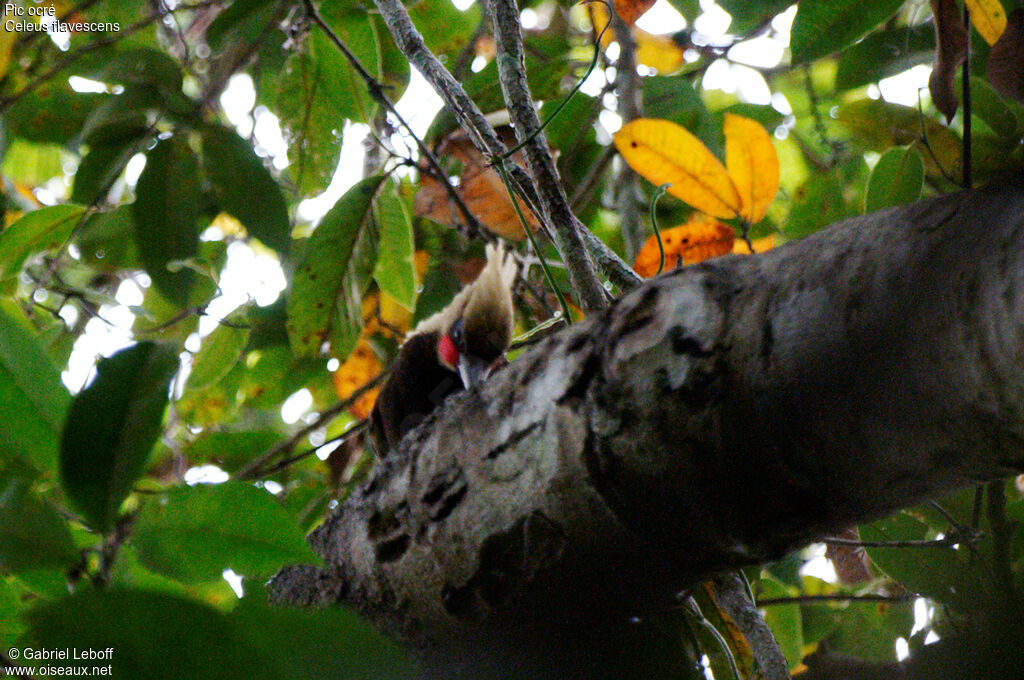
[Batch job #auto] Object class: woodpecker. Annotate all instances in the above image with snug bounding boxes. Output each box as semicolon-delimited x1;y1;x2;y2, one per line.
369;244;516;455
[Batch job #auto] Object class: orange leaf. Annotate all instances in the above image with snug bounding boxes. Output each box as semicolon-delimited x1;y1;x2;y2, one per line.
965;0;1007;44
732;234;776;254
614;119;741;219
332;340;382;420
723;114;780;224
614;0;657;25
633;215;735;277
413;134;538;240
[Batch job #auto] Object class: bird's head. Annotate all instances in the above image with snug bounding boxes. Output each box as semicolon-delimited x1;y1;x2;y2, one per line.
416;244;516;388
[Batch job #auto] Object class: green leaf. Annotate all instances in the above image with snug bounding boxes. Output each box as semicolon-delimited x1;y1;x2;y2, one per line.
0;579;27;641
408;0;479;59
23;590;277;680
412;255;461;326
0;306;71;471
784;170;849;238
718;0;794;35
373;182;417;309
790;0;905;65
822;599;913;662
0;139;63;186
74;206;141;269
758;577;804;669
133;483;317;583
231;588;419;680
5;86;102;145
287;175;385;358
0;479;77;574
79;87;162;146
200;124;290;254
88;47;183;93
860;511;971;606
60;342;179;532
184;430;281;468
835;23;935;91
318;3;381;114
185;311;251;391
373;14;411;98
838;98;963;182
247;297;290;350
276;50;346;195
206;0;278;54
865;146;924;212
72;141;139;205
970;76;1020;139
132;135;201;306
0;204;86;279
643;75;709;132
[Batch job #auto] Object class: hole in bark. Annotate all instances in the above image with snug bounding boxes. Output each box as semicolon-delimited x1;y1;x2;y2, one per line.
367;502;408;540
669;325;712;357
375;533;410;562
422;466;469;521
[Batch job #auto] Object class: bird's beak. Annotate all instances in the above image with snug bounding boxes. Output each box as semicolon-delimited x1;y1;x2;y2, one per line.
457;354;492;388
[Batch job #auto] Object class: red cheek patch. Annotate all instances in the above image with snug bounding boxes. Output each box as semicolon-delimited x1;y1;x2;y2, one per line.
438;333;459;368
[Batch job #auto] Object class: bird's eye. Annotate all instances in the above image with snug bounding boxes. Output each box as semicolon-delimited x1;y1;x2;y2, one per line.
450;318;465;349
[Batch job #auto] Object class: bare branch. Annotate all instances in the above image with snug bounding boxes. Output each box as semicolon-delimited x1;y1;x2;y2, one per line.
483;0;608;311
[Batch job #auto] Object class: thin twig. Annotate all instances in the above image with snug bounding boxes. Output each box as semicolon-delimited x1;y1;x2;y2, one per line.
236;371;389;480
252;420;369;479
681;595;742;680
650;183;670;276
821;536;959;549
755;592;915;606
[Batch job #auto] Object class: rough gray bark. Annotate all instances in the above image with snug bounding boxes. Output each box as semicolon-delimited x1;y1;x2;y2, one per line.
271;176;1024;678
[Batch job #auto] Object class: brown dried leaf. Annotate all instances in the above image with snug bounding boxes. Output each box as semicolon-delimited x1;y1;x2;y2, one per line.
613;0;658;26
987;8;1024;105
929;0;968;122
413;134;539;240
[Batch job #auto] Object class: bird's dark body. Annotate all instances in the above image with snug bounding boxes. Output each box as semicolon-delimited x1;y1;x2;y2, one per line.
370;331;463;454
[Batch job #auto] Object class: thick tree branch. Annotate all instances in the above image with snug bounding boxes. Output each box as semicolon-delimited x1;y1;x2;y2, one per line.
272;176;1024;678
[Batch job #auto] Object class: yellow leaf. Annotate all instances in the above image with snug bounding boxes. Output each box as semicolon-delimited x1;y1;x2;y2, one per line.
966;0;1007;44
210;213;245;237
332;340;382;420
732;234;776;254
0;19;17;81
590;3;615;47
633;215;734;277
724;114;780;224
634;29;685;73
614;119;741;219
590;4;684;74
